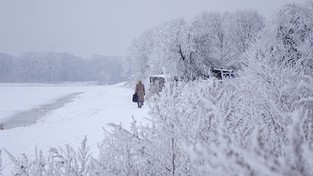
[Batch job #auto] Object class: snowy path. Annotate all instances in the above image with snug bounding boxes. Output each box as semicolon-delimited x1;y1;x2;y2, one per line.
0;83;150;173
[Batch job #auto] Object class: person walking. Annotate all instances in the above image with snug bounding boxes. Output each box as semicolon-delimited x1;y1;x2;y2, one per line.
135;80;145;108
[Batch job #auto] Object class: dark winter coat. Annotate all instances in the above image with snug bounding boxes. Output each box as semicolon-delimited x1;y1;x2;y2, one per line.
135;82;145;102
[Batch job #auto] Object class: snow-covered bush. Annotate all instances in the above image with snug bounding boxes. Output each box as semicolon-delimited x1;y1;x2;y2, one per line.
4;137;92;176
187;2;313;174
91;122;146;176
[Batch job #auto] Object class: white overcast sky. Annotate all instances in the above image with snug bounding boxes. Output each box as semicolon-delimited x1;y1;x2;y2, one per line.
0;0;306;58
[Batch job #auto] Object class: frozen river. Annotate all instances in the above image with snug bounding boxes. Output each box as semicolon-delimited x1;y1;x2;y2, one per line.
1;92;82;129
0;83;95;123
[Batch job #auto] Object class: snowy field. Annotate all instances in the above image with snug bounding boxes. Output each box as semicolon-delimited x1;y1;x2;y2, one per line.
0;83;149;174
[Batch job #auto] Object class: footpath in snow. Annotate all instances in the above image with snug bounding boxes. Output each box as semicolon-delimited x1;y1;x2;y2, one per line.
0;83;150;173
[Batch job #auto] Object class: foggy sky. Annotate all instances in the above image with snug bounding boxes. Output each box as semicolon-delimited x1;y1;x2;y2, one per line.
0;0;305;58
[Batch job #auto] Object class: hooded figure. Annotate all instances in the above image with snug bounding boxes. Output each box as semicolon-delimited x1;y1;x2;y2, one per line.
135;80;145;108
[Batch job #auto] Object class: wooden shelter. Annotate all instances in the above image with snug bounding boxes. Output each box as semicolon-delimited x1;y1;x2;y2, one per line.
149;75;166;94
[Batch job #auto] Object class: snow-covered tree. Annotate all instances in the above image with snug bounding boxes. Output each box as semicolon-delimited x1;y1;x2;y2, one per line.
124;10;264;82
123;29;155;83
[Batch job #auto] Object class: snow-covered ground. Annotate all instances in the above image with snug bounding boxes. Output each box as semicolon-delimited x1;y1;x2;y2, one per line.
0;83;149;174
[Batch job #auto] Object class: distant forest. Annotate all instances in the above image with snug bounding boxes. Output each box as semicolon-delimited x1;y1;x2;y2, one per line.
0;52;126;84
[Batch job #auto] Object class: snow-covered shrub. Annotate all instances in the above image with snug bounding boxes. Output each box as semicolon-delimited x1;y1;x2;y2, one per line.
93;79;221;176
93;80;200;175
140;80;199;175
174;58;313;176
188;110;313;176
187;2;313;174
48;138;91;176
4;137;92;176
92;122;146;176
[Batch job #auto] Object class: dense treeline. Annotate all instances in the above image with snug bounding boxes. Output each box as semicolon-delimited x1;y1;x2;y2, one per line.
0;52;125;84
